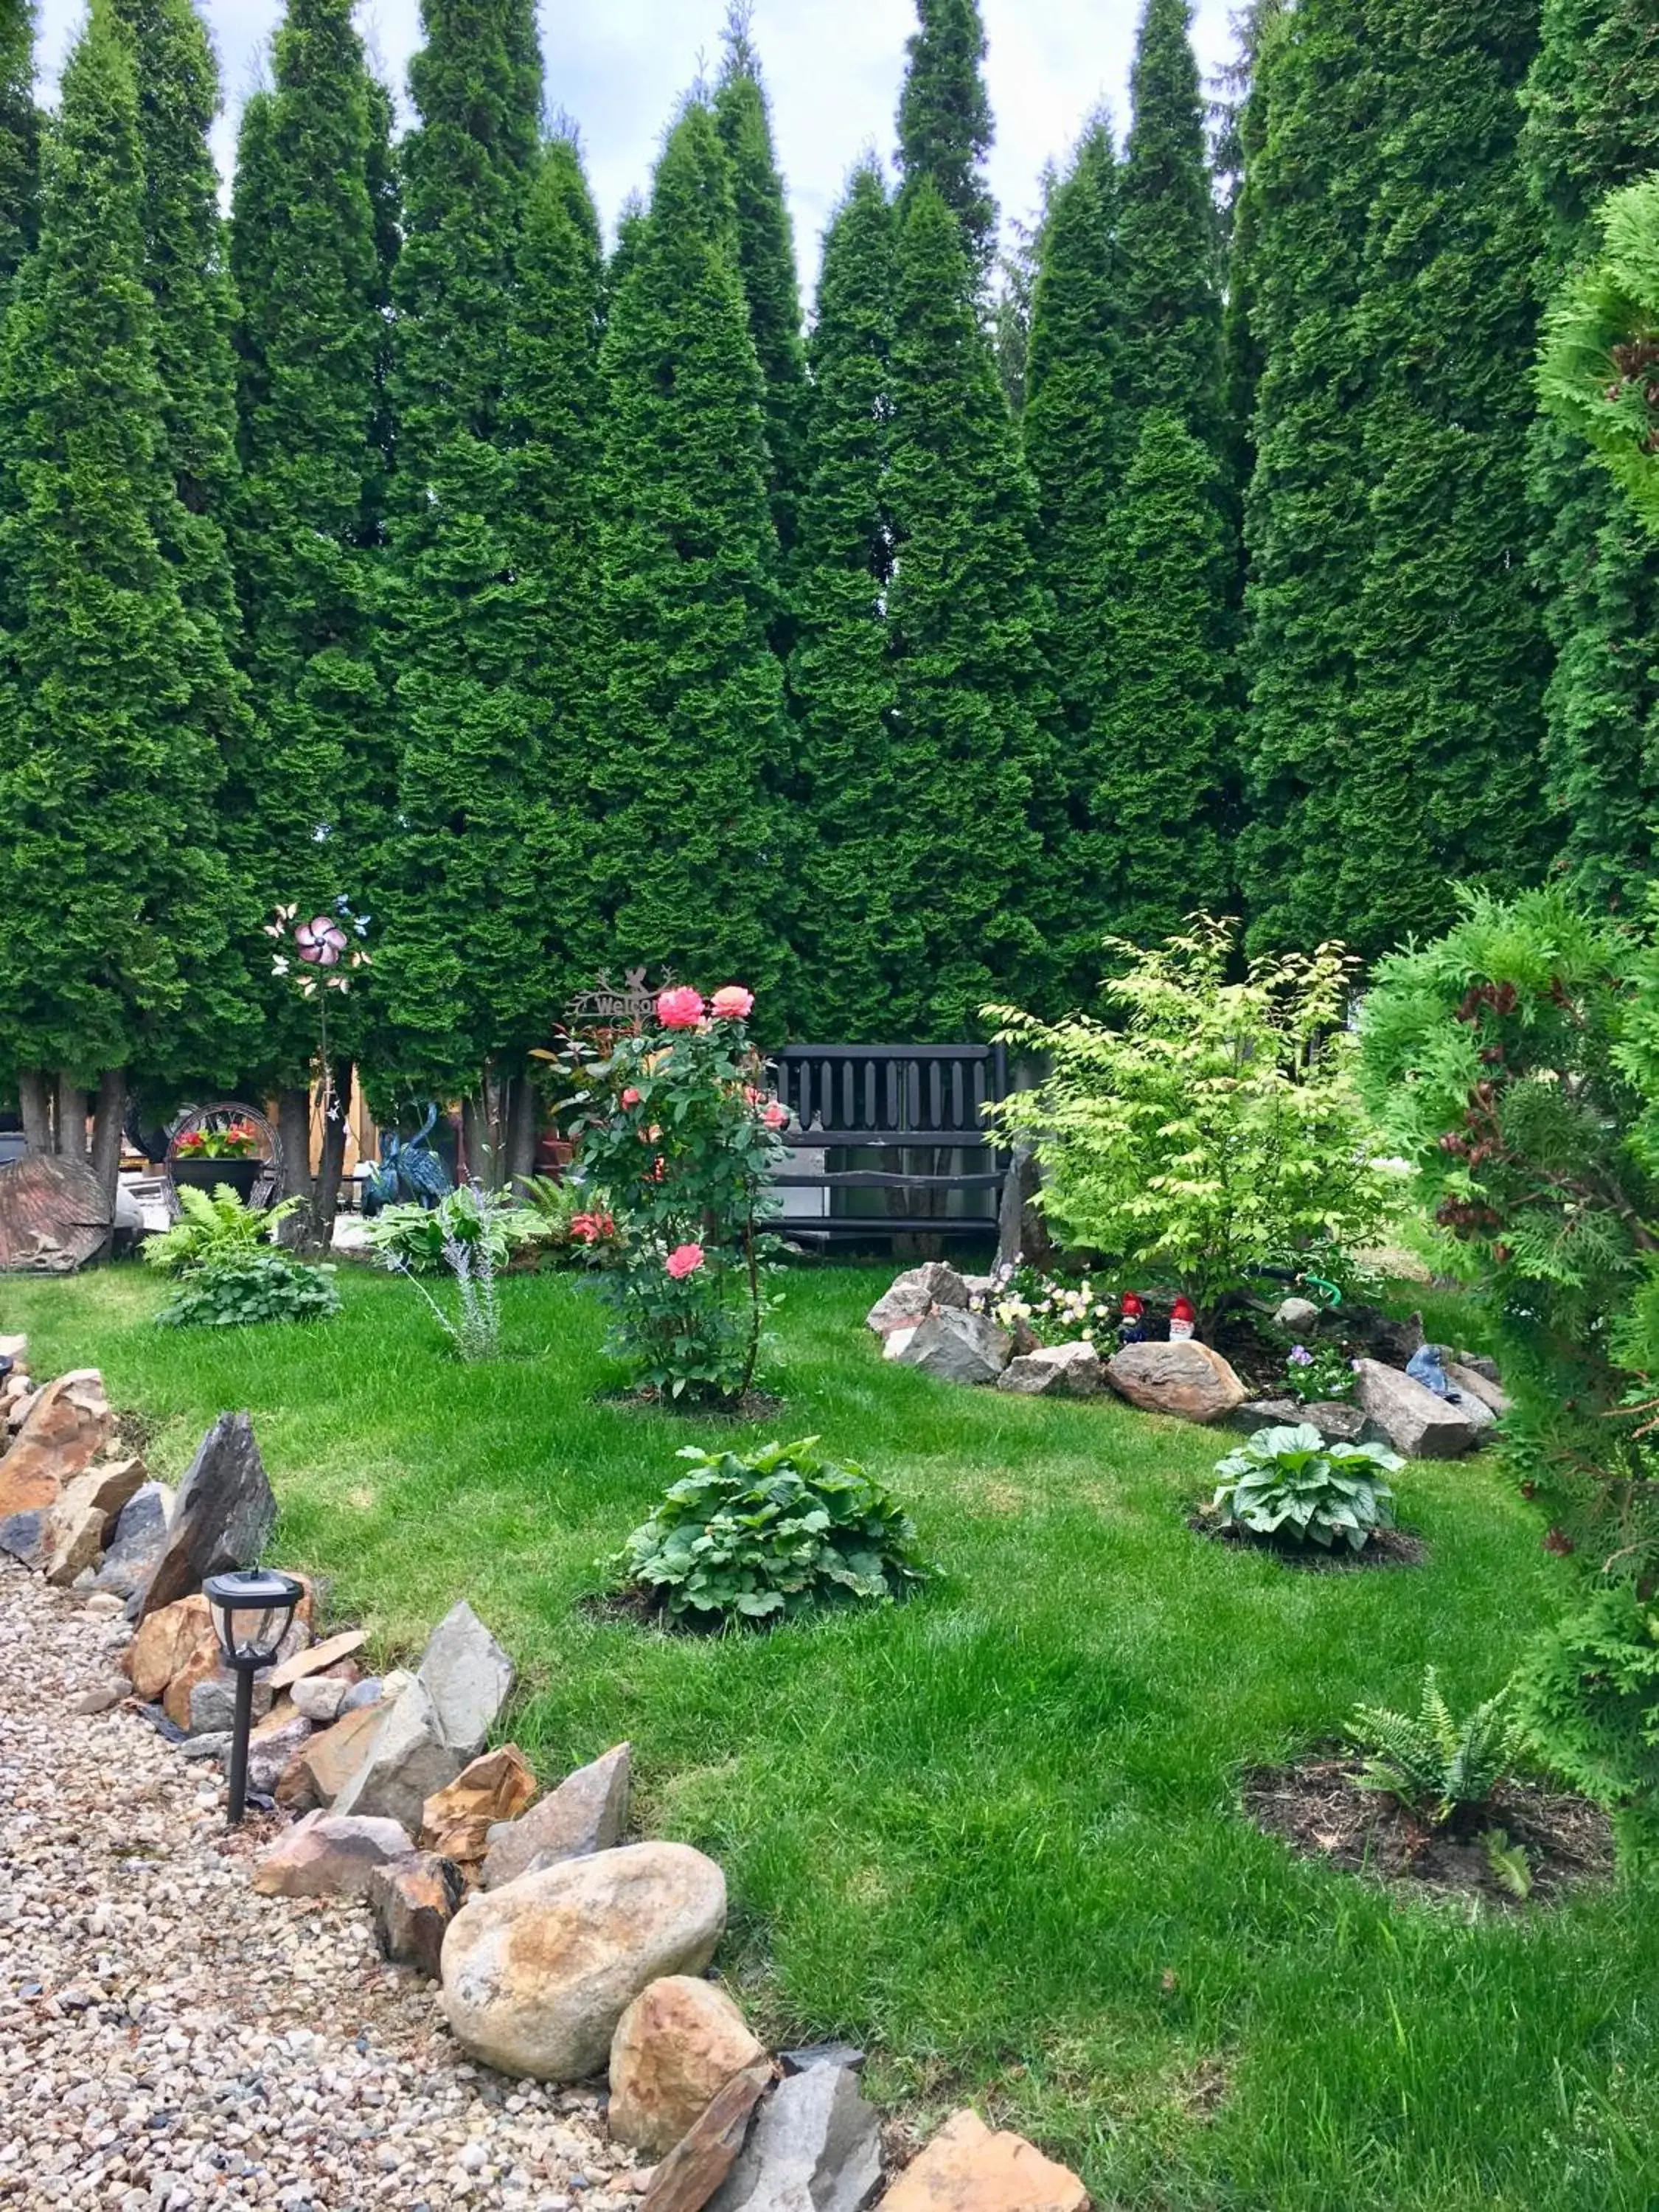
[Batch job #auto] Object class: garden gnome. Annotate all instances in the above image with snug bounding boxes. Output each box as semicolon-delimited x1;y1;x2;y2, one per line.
1119;1293;1147;1345
1169;1295;1197;1342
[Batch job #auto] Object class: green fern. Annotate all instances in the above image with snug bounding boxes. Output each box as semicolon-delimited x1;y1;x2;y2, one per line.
1480;1829;1533;1900
144;1186;298;1279
1349;1666;1526;1826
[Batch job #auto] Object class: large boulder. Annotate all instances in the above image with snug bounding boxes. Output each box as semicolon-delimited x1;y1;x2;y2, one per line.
996;1341;1103;1399
638;2061;774;2212
44;1458;146;1586
417;1599;515;1759
441;1840;726;2084
0;1370;111;1560
331;1677;465;1831
1105;1340;1248;1425
1444;1358;1512;1418
483;1740;632;1891
367;1851;465;1981
251;1810;414;1899
1352;1360;1481;1458
894;1310;1012;1386
609;1976;768;2155
91;1482;174;1599
707;2062;880;2212
865;1263;969;1337
136;1413;276;1618
874;2109;1088;2212
420;1745;538;1867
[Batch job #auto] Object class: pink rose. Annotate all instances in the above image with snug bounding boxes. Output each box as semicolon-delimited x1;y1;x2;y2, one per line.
763;1101;789;1130
656;986;706;1029
711;985;754;1021
621;1086;642;1107
665;1242;705;1281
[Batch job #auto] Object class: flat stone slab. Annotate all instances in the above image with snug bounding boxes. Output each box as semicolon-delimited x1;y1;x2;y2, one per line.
269;1627;368;1691
417;1600;514;1759
1352;1360;1480;1458
874;2108;1088;2212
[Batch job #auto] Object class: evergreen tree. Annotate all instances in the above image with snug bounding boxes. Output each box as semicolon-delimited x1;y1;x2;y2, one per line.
376;0;553;1175
0;0;38;302
1240;0;1548;959
896;0;996;281
591;100;789;1004
229;0;397;1238
787;160;900;1039
885;180;1057;1034
714;9;807;555
1219;0;1288;510
1115;0;1225;463
1522;0;1659;906
0;0;248;1184
110;0;243;641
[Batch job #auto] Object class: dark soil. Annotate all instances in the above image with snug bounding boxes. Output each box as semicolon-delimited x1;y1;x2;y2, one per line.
595;1386;785;1422
1189;1512;1427;1571
580;1586;757;1637
1242;1756;1614;1905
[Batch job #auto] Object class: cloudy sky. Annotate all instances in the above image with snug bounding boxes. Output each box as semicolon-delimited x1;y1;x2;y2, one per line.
33;0;1237;277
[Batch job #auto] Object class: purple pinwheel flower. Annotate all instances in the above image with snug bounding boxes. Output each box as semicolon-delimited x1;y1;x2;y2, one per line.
296;915;349;968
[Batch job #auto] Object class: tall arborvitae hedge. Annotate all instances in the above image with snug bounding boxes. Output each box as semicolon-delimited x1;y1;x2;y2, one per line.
229;0;396;1225
377;0;554;1166
0;0;248;1172
1240;0;1548;959
714;12;807;560
1522;0;1659;906
505;132;605;995
0;0;38;302
886;181;1057;1035
788;160;900;1040
592;101;789;1009
896;0;996;281
1115;0;1225;464
111;0;244;649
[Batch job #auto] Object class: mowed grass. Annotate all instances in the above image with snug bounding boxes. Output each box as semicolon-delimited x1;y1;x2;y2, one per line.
6;1260;1658;2211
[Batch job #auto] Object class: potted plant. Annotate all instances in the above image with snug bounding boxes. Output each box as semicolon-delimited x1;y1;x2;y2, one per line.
170;1119;267;1206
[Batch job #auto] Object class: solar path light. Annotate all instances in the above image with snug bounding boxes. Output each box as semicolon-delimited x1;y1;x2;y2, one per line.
203;1566;305;1827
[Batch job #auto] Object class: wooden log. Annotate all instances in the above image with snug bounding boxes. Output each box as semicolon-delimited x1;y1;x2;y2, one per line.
0;1155;113;1273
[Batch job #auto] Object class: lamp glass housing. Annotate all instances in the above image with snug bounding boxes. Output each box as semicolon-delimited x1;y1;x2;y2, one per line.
204;1566;304;1667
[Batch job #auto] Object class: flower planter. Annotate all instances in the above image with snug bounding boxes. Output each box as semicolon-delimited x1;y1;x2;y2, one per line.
171;1156;264;1207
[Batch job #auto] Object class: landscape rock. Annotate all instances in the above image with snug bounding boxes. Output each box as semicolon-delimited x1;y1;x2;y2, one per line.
1106;1340;1248;1425
0;1369;110;1507
1444;1358;1512;1418
366;1850;465;1980
865;1262;970;1336
442;1840;727;2083
639;2060;774;2212
291;1671;352;1722
483;1739;632;1890
180;1728;232;1761
420;1742;538;1865
331;1675;464;1829
251;1809;414;1899
137;1411;276;1619
268;1624;367;1692
874;2108;1088;2212
996;1340;1104;1398
71;1678;128;1716
781;2045;866;2076
609;1977;769;2155
895;1310;1012;1386
0;1332;25;1366
1273;1296;1324;1332
995;1142;1054;1273
881;1325;919;1361
184;1665;275;1736
1234;1397;1367;1445
707;2061;880;2212
44;1457;146;1585
275;1696;386;1811
124;1592;215;1702
90;1479;173;1597
1352;1359;1481;1458
340;1673;387;1714
246;1711;315;1795
417;1599;515;1759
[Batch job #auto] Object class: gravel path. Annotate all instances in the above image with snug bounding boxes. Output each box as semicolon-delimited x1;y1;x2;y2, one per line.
0;1560;644;2212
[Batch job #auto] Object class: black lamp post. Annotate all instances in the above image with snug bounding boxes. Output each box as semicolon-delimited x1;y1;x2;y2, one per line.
204;1566;305;1827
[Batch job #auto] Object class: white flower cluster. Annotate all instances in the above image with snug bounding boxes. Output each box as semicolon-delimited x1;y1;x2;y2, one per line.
982;1268;1116;1345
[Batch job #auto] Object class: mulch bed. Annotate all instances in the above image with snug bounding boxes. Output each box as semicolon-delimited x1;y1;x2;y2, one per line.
1242;1756;1614;1905
1189;1512;1428;1571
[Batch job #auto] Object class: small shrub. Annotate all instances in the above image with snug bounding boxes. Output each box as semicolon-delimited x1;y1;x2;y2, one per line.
145;1184;299;1278
1281;1342;1357;1405
364;1187;546;1274
156;1249;341;1327
1348;1666;1526;1828
609;1437;934;1627
1211;1422;1401;1552
1514;1585;1659;1861
372;1182;526;1360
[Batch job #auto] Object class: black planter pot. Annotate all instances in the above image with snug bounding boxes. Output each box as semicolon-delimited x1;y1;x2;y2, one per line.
171;1156;265;1207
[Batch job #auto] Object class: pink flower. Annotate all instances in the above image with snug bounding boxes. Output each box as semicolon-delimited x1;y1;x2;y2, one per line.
621;1086;642;1107
665;1242;705;1281
656;986;706;1029
711;985;754;1022
762;1101;789;1130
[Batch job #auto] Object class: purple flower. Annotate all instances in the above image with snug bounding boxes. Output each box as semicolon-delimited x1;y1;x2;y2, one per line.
1288;1345;1314;1367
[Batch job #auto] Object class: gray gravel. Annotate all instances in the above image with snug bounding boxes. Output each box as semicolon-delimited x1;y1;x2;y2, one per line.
0;1559;646;2211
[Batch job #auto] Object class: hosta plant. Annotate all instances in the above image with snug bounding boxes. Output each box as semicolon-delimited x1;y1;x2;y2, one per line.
1349;1666;1526;1829
1211;1424;1402;1552
156;1249;341;1328
364;1187;547;1275
609;1438;934;1627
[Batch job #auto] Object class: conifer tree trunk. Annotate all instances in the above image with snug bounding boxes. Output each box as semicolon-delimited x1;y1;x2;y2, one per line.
16;1072;52;1157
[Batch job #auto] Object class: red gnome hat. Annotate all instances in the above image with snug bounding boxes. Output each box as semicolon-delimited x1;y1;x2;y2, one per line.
1121;1293;1144;1316
1171;1295;1196;1325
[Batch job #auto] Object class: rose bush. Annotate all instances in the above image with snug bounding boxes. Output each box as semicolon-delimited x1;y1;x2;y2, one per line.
573;984;787;1401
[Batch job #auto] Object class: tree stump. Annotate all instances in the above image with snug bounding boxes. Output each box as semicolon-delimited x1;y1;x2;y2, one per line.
0;1155;112;1273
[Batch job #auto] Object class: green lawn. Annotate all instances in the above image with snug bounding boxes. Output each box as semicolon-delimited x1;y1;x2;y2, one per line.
6;1261;1656;2211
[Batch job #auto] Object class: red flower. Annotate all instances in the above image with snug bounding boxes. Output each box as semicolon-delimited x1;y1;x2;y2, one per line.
665;1242;705;1280
710;986;754;1021
621;1087;643;1107
655;986;706;1029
